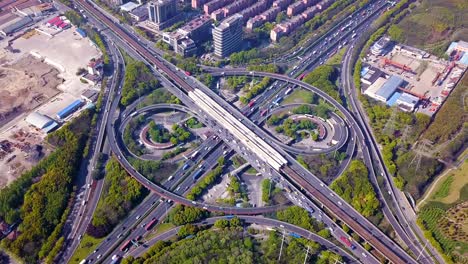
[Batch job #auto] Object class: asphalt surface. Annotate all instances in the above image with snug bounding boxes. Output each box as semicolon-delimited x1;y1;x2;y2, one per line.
341;41;443;264
72;0;424;262
59;41;124;264
128;216;361;263
206;69;420;263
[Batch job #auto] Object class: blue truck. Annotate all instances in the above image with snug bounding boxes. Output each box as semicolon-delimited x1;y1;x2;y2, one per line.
192;169;204;181
273;97;283;105
289;232;301;238
182;163;190;170
225;215;234;219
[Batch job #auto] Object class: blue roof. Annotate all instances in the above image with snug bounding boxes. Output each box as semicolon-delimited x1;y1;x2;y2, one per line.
446;42;458;54
76;28;86;37
42;121;59;133
376;75;403;101
57;100;83;119
459;52;468;65
386;91;402;106
397;92;419;105
85;102;95;109
361;66;369;77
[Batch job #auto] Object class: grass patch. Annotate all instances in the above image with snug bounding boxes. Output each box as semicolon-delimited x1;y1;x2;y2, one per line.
282;89;316;104
325;46;347;66
394;0;468;56
145;223;176;241
432;176;454;200
436;161;468;204
231;155;247;168
69;235;104;264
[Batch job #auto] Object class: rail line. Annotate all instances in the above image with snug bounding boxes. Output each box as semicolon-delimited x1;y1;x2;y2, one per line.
281;165;407;263
77;1;415;263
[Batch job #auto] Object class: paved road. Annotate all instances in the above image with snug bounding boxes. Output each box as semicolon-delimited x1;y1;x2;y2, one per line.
341;42;444;264
59;42;124;264
128;216;361;263
76;1;418;263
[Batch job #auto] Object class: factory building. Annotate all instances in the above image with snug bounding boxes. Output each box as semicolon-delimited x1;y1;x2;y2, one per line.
56;100;84;120
0;16;33;36
394;44;430;60
446;40;468;66
364;75;404;103
213;14;243;58
370;36;391;56
360;65;384;85
395;92;419;112
25;112;58;133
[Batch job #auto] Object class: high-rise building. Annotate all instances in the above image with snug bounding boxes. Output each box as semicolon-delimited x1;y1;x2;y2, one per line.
148;0;177;24
213;14;243;58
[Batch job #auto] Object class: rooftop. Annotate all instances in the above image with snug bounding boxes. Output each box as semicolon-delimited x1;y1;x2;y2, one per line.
120;1;140;12
397;92;419;105
376;75;403;100
216;14;243;30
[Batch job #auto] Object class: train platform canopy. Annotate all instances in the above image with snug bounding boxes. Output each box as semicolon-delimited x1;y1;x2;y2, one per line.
26;112;58;133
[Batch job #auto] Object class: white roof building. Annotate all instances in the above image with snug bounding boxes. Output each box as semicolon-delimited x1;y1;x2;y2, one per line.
120;2;140;12
26;112;58;133
396;92;419;112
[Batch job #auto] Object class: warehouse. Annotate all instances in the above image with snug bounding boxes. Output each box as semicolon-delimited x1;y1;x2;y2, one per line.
25;112;58;133
363;77;386;100
56;99;83;120
360;65;384;85
366;75;404;103
395;92;419;112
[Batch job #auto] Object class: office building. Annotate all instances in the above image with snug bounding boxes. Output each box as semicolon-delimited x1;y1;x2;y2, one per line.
213;14;243;58
148;0;176;24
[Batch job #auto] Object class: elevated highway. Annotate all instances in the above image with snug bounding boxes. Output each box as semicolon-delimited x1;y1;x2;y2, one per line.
76;1;418;263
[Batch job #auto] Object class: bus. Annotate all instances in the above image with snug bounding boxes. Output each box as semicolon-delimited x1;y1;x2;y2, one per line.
260;109;268;116
285;87;293;95
248;100;256;108
167;176;174;181
273;97;283;105
79;260;87;264
192;169;204;181
190;150;199;159
129;111;137;117
120;240;132;252
145;218;158;231
185;71;191;76
340;237;356;250
182;163;190;170
298;73;306;80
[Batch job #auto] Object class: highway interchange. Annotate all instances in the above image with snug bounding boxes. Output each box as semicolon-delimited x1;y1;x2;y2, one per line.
59;0;443;263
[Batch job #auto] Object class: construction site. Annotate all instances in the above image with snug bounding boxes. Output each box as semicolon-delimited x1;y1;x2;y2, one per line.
361;38;467;116
0;9;102;187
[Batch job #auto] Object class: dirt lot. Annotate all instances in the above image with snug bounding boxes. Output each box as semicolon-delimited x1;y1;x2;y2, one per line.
0;127;50;188
0;55;62;128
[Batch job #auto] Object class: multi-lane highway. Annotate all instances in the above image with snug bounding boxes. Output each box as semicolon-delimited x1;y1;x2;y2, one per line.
74;0;421;262
128;216;361;263
341;41;443;264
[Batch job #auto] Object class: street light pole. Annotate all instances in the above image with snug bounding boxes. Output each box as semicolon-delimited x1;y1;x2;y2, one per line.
278;229;285;262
